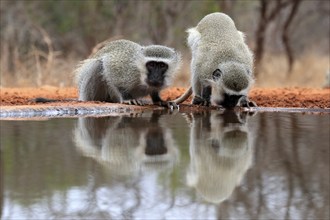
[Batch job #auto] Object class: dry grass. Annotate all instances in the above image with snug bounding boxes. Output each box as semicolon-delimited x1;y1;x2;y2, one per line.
0;52;77;88
0;52;329;88
0;23;79;88
255;53;329;88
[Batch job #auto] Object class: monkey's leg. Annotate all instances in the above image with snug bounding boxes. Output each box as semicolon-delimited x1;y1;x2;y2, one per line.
78;60;111;102
191;77;201;103
150;91;178;109
192;84;211;106
105;83;125;103
191;75;211;106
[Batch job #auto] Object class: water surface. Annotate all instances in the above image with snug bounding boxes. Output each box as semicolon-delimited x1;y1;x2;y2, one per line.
1;111;329;219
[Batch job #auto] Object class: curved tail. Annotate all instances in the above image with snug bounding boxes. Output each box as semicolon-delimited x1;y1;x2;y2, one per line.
172;87;193;104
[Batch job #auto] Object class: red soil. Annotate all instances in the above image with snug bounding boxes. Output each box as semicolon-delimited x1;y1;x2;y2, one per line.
0;86;329;109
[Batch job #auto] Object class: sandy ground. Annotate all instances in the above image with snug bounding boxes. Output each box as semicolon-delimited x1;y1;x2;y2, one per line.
0;87;329;112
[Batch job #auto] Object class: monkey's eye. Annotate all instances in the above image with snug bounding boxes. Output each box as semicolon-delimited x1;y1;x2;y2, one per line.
148;62;155;68
212;69;222;80
159;62;166;68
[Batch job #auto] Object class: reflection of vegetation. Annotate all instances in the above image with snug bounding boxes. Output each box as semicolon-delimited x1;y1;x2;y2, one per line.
1;119;93;205
29;1;113;38
158;113;191;198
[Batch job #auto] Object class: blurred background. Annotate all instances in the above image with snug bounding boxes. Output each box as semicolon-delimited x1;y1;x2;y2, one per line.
0;0;329;88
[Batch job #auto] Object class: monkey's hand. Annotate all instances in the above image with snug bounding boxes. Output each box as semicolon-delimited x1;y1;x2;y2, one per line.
122;99;146;106
192;95;211;106
150;91;178;109
237;96;257;108
153;100;178;109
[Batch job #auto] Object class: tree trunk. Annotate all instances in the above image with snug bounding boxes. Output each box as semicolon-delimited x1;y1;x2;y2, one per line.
282;0;302;73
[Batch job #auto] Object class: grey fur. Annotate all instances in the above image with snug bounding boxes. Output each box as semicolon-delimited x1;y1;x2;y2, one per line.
173;12;256;107
75;39;181;106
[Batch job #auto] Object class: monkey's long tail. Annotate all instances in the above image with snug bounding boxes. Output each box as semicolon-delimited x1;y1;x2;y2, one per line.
34;97;77;103
172;87;193;104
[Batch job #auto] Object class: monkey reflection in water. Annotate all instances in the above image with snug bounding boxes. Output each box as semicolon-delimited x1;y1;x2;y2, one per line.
73;112;179;176
186;110;255;203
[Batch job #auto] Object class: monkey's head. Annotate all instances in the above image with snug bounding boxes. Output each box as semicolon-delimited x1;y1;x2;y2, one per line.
210;62;254;108
142;45;181;89
145;61;169;88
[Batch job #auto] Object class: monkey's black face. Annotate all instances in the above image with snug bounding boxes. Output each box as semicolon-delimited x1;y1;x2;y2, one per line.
146;61;168;88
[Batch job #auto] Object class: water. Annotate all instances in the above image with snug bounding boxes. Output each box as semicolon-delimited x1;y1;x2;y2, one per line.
1;110;329;220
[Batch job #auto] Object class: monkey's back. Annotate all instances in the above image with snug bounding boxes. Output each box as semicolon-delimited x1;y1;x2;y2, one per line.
192;13;253;80
93;40;146;90
197;13;236;40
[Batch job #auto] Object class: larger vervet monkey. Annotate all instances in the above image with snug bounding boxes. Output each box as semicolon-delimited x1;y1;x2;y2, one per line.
76;40;181;107
173;12;256;108
186;110;255;203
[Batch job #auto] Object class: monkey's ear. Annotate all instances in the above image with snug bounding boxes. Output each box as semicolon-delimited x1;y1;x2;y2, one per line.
212;69;222;80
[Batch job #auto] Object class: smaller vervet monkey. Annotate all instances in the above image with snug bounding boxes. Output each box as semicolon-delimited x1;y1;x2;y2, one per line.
76;39;181;108
172;12;256;108
35;40;181;108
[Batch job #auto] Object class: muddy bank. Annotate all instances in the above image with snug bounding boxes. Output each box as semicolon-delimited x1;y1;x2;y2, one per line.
0;86;329;109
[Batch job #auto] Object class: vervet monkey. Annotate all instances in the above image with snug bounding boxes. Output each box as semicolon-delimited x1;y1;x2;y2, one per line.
186;110;255;203
76;39;181;108
35;40;181;107
173;12;256;108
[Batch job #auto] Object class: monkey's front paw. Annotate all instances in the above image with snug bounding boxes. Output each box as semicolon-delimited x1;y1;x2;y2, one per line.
192;96;210;106
237;96;257;108
154;101;179;109
247;100;257;107
122;99;145;106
